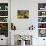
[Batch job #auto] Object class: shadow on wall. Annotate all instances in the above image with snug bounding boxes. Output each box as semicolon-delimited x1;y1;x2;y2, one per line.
11;23;16;30
11;23;35;30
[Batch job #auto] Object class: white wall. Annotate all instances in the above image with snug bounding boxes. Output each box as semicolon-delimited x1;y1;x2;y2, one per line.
0;0;46;46
11;0;46;46
11;0;38;45
0;35;8;45
11;0;38;30
0;0;8;3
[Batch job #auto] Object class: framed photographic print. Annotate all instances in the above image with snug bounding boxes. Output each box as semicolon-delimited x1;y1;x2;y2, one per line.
38;29;46;37
0;23;8;37
0;17;8;22
38;17;46;22
38;23;46;28
17;10;29;19
0;11;8;16
38;3;46;10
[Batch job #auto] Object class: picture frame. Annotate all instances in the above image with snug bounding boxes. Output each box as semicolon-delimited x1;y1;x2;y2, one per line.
38;29;46;37
17;10;29;19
